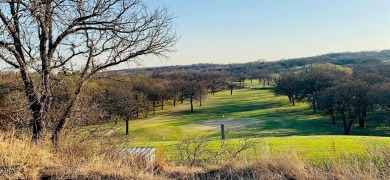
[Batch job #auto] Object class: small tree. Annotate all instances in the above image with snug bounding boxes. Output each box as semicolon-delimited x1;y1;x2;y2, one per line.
101;82;137;135
274;72;300;105
182;80;205;113
256;70;271;88
167;79;184;107
234;73;247;86
330;80;370;134
226;77;237;96
203;71;227;95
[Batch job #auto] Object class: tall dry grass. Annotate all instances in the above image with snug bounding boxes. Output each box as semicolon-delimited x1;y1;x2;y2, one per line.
0;131;157;179
1;130;390;179
0;130;55;179
165;150;390;180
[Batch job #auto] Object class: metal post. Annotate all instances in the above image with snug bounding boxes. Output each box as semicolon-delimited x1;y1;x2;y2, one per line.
221;124;225;140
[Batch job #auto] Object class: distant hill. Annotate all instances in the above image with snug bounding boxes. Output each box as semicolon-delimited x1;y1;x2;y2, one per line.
115;50;390;74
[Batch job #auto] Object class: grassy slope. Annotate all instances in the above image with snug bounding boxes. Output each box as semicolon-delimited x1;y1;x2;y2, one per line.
110;81;390;160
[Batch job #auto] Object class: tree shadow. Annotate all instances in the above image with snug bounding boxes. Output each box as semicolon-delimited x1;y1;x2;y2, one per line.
155;89;390;138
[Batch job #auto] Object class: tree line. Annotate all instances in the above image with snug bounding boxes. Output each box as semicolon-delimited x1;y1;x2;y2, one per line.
121;50;390;76
0;69;262;137
274;63;390;135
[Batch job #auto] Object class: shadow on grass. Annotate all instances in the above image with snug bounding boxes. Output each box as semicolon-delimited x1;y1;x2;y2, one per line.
132;89;390;140
165;93;390;137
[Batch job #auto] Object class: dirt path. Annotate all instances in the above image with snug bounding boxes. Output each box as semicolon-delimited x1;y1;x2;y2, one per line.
197;118;264;130
103;126;122;137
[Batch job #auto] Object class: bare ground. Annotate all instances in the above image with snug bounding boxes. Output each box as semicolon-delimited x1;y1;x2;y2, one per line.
195;118;264;131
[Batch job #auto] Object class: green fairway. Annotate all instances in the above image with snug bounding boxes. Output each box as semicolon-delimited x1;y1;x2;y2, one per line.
119;86;389;142
107;82;390;161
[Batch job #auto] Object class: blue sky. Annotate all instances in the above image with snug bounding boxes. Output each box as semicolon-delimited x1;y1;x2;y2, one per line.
135;0;390;68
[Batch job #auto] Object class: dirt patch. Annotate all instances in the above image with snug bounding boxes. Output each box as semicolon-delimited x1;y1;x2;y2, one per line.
195;118;264;131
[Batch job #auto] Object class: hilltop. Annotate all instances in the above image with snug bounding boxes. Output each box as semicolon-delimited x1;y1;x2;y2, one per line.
116;49;390;73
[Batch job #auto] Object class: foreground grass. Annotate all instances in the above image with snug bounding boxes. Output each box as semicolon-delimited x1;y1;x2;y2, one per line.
1;132;390;179
0;132;157;179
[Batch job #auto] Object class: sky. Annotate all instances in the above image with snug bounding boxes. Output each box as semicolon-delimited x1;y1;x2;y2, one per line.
129;0;390;68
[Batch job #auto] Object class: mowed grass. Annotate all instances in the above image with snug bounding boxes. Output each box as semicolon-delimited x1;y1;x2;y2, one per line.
108;81;390;161
129;136;390;162
123;88;322;142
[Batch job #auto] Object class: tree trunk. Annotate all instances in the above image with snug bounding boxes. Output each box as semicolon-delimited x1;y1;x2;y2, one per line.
173;97;176;107
263;80;266;88
19;69;44;141
347;114;355;135
161;99;164;110
359;109;366;128
292;96;295;106
125;118;129;135
31;103;44;141
199;94;202;106
230;88;233;96
342;112;349;135
312;98;316;112
152;101;156;115
190;96;194;113
331;111;336;125
51;81;84;145
288;96;292;102
343;111;355;135
358;117;364;128
250;79;253;84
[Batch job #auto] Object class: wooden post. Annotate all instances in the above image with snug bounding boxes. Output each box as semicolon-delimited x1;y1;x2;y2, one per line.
221;124;225;140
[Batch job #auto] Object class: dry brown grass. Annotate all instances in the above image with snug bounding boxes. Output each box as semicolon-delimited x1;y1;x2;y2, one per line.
1;130;390;180
0;131;158;179
164;152;390;180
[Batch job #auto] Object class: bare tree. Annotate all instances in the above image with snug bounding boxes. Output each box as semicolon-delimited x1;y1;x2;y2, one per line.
203;71;227;95
329;79;370;135
182;80;199;113
226;81;236;96
167;79;184;107
0;0;177;144
274;72;300;105
102;81;137;135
